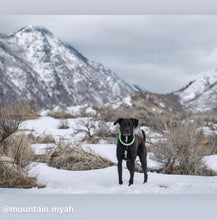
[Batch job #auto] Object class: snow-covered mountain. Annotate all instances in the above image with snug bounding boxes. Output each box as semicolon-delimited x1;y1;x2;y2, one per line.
0;25;136;107
175;69;217;112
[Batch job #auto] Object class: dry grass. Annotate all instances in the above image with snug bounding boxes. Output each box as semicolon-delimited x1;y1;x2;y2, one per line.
193;113;217;125
0;103;45;188
72;119;118;144
153;121;216;176
0;162;44;188
97;107;129;122
47;104;76;119
48;111;76;119
46;141;115;171
26;132;55;144
3;100;40;121
58;119;70;129
0;134;45;188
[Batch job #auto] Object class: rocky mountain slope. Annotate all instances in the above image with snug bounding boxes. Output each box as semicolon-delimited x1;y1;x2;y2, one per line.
1;26;217;113
114;68;217;114
174;69;217;112
0;26;137;107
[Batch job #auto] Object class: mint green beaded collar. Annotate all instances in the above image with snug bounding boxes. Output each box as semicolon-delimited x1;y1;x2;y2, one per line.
119;133;135;146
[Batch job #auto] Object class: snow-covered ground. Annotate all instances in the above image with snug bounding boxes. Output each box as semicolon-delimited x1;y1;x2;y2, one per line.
1;114;217;194
1;162;217;194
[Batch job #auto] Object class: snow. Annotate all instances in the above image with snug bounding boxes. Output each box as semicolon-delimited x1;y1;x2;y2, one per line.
175;68;217;112
203;154;217;173
1;162;217;194
1;115;217;195
20;116;91;141
182;92;195;102
84;144;162;170
110;95;132;109
159;102;165;108
200;126;217;135
32;144;54;155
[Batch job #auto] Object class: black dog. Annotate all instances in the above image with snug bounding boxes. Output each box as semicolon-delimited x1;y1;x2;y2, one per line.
114;118;148;186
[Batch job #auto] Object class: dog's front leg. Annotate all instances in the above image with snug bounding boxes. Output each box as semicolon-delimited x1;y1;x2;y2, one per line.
118;160;123;185
127;160;135;186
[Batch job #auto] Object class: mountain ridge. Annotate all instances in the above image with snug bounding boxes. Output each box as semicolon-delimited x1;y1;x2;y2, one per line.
0;25;138;107
174;69;217;112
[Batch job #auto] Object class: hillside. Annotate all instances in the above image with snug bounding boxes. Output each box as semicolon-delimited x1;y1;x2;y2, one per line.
0;26;137;107
174;69;217;112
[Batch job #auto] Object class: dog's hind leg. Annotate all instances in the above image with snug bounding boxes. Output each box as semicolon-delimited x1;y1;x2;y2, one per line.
138;151;148;183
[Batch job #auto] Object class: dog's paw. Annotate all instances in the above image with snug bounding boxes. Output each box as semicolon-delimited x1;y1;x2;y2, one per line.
144;174;148;184
119;181;123;185
128;181;133;186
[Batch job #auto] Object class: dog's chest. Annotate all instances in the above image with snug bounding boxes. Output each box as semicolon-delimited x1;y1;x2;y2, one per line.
123;144;137;160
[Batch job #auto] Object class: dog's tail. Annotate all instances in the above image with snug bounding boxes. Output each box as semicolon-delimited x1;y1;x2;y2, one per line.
142;130;146;143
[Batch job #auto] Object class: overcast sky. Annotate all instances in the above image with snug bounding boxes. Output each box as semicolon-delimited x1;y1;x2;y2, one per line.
0;15;217;93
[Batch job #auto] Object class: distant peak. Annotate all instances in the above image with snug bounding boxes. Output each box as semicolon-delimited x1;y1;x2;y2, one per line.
16;25;53;36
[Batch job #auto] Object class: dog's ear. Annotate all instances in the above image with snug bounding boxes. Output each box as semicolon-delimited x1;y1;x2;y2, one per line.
130;118;139;128
114;118;123;126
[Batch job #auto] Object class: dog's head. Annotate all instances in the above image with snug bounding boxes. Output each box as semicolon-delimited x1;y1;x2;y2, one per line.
114;118;138;136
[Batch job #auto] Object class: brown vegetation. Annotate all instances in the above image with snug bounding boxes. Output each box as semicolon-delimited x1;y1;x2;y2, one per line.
46;141;115;171
0;104;44;188
152;121;216;176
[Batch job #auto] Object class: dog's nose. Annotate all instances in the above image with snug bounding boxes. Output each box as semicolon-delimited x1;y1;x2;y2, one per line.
124;130;131;135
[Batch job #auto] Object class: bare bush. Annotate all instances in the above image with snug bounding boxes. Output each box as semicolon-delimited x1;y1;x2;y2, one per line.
26;132;55;144
153;121;215;176
72;118;100;143
208;132;217;155
72;119;118;144
97;107;128;122
0;106;21;145
0;134;45;188
0;104;44;188
19;99;40;120
0;162;44;188
139;113;177;133
58;119;69;129
46;141;115;170
95;121;119;144
48;104;73;119
48;110;76;119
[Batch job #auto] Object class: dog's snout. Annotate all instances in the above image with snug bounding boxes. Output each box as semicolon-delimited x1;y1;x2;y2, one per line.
123;129;131;135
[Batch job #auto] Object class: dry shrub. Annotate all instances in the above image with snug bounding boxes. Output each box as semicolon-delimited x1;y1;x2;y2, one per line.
72;118;100;144
58;119;69;129
153;121;215;176
46;141;115;171
0;162;44;188
73;119;118;144
39;134;55;144
139;113;179;133
47;105;76;119
0;106;22;144
27;132;55;144
193;113;217;125
3;100;40;121
19;99;40;120
95;121;119;144
48;110;76;119
0;134;45;188
96;106;129;122
207;133;217;154
0;104;44;188
2;134;34;168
